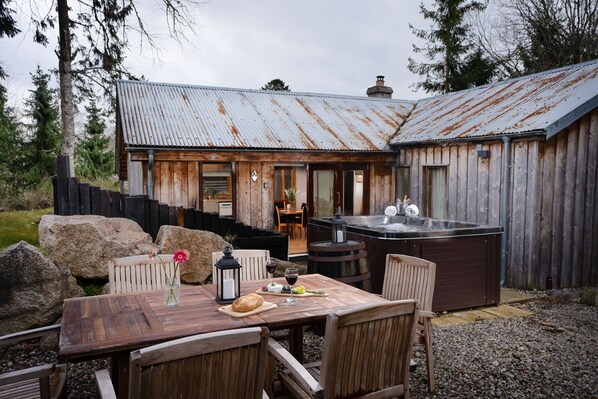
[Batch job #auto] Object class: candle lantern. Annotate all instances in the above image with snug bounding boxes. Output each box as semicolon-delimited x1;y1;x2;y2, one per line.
331;208;347;244
214;245;242;304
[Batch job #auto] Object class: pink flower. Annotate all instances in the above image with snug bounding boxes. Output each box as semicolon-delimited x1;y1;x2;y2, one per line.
173;250;190;264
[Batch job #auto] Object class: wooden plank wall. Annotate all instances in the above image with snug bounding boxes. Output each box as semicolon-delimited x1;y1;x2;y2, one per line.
142;161;200;208
535;110;598;289
398;109;598;289
370;164;394;215
236;162;274;229
399;143;504;226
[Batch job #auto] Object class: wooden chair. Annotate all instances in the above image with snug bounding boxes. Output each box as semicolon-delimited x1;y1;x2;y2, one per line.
212;249;270;282
275;205;289;234
108;254;179;294
95;327;270;399
0;325;66;399
382;254;437;392
268;300;419;399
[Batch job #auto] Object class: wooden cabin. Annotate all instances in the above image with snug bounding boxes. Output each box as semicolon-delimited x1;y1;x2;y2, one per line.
115;61;598;289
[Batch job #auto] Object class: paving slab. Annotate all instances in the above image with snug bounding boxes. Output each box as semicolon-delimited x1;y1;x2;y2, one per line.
432;304;532;328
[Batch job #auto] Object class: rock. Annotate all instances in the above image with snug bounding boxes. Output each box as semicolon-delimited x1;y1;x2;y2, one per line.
39;215;157;279
155;226;229;284
273;259;308;276
0;241;83;335
580;288;597;307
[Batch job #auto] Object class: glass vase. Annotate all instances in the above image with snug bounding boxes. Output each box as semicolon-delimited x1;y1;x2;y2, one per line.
163;277;180;307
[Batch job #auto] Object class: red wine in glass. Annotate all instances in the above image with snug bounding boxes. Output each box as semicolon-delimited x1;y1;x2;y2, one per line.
284;267;299;303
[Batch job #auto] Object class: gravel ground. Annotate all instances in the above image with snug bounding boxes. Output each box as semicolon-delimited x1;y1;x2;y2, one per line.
1;298;597;398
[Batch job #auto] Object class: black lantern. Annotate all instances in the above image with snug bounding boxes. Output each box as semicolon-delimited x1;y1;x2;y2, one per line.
214;246;242;304
331;208;347;244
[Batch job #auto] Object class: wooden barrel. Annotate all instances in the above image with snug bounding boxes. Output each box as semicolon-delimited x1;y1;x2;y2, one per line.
308;240;371;291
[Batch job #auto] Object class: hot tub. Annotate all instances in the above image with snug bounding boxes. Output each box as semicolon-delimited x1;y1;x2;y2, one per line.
308;215;503;312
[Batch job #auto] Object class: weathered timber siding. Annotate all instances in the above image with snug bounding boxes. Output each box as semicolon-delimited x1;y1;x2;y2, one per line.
236;161;274;229
398;109;598;289
142;161;200;208
371;164;394;215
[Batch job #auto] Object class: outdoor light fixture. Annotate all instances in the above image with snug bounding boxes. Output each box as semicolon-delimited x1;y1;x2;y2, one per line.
331;208;347;244
476;144;489;158
214;245;241;304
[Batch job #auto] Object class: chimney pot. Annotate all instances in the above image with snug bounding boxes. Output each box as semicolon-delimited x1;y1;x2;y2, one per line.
367;75;393;98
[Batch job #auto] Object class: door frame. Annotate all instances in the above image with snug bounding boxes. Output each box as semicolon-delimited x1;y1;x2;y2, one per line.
308;163;370;218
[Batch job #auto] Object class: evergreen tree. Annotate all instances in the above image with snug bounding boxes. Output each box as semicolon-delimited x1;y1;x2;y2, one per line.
408;0;491;94
75;100;114;179
0;81;23;197
261;79;291;91
0;0;20;79
23;66;61;186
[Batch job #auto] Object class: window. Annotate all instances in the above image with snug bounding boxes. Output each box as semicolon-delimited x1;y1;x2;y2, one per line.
396;166;410;202
274;168;295;201
424;166;447;219
202;163;232;214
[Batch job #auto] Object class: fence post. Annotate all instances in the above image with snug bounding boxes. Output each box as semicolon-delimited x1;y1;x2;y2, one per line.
55;156;71;215
67;177;80;215
79;183;90;214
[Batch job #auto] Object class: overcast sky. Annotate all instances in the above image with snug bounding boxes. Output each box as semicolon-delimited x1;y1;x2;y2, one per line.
1;0;434;107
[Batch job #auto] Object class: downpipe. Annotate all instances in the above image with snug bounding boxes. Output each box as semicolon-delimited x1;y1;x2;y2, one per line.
147;149;154;200
500;137;511;286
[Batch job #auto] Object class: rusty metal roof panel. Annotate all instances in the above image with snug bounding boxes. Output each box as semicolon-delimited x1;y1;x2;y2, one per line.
390;59;598;145
117;80;415;151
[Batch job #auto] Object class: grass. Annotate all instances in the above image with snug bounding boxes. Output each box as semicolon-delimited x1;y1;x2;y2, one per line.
0;208;53;250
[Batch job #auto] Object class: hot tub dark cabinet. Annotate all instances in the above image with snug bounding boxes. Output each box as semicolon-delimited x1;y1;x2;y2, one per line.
308;216;503;312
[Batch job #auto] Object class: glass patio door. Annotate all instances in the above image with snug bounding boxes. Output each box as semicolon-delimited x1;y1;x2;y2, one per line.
309;164;369;218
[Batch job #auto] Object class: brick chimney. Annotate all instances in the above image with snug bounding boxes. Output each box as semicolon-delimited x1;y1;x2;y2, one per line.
366;75;393;98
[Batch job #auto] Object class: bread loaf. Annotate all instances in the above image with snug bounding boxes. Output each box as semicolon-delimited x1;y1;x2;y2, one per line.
231;293;264;312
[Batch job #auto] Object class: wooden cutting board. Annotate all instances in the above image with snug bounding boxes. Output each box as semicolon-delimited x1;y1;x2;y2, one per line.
217;301;277;318
255;289;329;297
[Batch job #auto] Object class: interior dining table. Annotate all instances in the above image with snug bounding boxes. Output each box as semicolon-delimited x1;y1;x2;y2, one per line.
278;208;303;237
58;273;388;397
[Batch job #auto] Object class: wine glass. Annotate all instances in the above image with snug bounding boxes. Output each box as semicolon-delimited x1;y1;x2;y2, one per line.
284;267;299;304
266;258;278;286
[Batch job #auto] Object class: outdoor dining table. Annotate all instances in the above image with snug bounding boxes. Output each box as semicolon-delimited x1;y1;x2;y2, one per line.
58;273;388;397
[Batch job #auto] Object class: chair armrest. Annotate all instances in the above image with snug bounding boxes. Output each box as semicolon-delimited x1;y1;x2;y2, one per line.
0;364;56;386
95;369;117;399
0;324;60;348
420;310;435;318
267;338;323;397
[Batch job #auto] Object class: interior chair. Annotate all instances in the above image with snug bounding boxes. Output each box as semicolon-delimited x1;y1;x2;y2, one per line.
382;254;437;391
268;300;419;399
212;249;271;282
274;205;289;234
0;325;67;399
95;327;270;399
108;254;178;294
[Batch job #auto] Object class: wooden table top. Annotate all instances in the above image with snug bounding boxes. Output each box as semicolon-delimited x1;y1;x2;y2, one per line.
59;274;386;361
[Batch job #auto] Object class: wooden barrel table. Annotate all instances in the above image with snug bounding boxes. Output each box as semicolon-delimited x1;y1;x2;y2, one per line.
307;240;371;291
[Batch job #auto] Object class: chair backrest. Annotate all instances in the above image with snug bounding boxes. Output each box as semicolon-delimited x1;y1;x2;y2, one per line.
211;249;270;282
128;327;269;399
108;254;179;294
301;203;308;227
274;205;287;228
382;254;436;313
319;300;418;399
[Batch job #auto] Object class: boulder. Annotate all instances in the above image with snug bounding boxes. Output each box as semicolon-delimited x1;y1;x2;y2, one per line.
155;226;229;284
0;241;83;335
39;215;157;279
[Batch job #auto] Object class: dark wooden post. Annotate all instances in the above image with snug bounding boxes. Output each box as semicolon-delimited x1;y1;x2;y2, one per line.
149;200;160;239
183;208;195;228
100;190;111;217
110;192;121;217
124;196;146;231
55;156;71;215
90;186;101;215
67;177;80;215
79;183;90;214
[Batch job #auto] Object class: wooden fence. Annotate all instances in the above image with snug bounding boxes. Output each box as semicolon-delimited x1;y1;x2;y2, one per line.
52;156;289;259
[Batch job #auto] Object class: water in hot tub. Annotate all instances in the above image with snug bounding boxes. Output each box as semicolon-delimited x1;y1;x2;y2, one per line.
367;223;426;232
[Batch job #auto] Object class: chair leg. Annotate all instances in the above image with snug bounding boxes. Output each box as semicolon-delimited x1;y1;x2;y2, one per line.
423;320;435;392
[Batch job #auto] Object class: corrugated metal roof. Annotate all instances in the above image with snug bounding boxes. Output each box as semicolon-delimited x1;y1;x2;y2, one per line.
117;81;415;151
390;59;598;145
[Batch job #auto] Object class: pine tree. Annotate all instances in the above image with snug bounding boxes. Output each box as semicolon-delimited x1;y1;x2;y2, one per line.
75;100;114;179
0;81;23;197
261;79;291;91
408;0;492;94
23;66;61;187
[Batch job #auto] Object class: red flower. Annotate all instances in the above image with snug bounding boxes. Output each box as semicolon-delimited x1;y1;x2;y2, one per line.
173;250;190;264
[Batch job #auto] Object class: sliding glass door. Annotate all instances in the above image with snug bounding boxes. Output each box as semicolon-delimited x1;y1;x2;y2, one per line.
309;164;369;218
